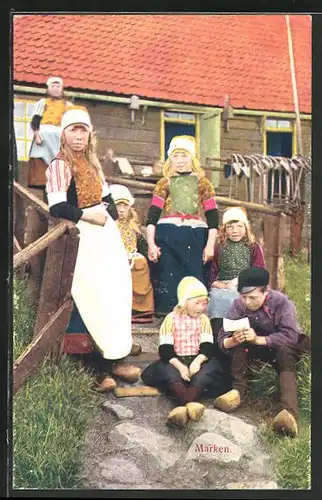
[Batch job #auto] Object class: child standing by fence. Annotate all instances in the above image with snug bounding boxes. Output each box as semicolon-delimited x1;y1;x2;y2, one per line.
208;207;266;339
110;184;154;325
141;276;229;428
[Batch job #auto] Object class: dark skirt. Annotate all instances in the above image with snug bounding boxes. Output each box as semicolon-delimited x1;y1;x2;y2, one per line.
151;223;209;315
141;356;231;399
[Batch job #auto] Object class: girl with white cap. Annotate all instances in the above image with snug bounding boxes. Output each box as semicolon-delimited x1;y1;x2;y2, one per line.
28;76;74;190
146;135;219;316
141;276;228;428
208;206;266;338
109;184;154;325
45;107;140;390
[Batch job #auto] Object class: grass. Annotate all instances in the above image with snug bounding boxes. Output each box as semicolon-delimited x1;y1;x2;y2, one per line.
13;276;36;361
13;275;100;489
255;251;311;489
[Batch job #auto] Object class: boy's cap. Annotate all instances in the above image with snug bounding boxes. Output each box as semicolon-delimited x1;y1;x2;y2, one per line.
238;267;270;293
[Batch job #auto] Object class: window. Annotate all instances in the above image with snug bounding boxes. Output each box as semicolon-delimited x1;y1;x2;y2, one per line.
160;110;199;160
263;117;296;156
14;99;37;161
263;117;296;203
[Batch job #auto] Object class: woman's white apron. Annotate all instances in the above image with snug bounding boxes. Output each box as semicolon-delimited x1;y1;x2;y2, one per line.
71;204;132;360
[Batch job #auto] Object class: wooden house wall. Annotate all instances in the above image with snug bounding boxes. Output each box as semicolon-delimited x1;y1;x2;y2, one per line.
14;92;311;246
83;100;161;164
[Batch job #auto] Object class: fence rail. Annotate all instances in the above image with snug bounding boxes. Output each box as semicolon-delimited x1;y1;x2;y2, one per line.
13;182;79;394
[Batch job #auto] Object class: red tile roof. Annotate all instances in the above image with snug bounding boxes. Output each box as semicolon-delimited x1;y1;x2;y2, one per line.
13;14;311;113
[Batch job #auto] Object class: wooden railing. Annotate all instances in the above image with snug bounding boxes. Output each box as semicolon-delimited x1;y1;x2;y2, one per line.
13;181;79;394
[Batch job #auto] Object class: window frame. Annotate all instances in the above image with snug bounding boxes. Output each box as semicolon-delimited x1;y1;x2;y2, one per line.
13;98;38;161
160;109;200;161
262;115;297;156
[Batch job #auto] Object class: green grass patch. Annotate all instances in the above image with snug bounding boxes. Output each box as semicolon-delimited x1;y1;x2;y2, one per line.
284;251;311;335
13;276;36;361
260;421;311;489
257;252;311;489
13;273;100;489
13;357;98;489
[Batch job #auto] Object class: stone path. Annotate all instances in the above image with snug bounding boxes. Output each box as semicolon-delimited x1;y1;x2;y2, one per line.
78;348;280;491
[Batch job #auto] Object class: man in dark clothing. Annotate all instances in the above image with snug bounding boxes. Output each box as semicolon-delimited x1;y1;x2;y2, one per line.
214;267;311;438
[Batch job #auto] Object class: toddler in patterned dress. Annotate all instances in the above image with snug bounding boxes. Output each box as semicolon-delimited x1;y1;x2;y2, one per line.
141;276;229;428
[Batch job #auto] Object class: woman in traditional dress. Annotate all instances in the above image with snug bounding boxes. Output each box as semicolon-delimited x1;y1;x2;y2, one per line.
45;107;140;391
110;184;154;324
146;135;219;316
28;76;74;190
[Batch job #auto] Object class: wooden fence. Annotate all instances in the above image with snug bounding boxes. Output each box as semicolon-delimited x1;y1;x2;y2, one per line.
13;181;79;394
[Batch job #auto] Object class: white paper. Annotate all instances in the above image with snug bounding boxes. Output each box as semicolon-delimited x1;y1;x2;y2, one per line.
223;317;250;332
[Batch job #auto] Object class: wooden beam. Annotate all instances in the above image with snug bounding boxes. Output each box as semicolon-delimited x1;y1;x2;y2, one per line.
13;221;72;270
105;176;155;191
24;206;49;308
276;213;287;292
34;225;79;336
263;216;279;289
13;191;26;249
13;235;22;253
13;181;50;218
114;386;160;398
13;300;74;394
106;175;281;216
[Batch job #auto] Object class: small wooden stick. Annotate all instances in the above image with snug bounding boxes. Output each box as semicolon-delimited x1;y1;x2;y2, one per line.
114;386;160;398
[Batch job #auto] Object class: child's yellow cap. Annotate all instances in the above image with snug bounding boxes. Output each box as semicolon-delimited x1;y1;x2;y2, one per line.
177;276;208;307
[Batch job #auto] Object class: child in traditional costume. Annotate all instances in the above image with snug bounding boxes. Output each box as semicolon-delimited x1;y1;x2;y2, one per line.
110;184;154;324
208;207;266;340
141;277;229;428
146;136;219;316
45;108;140;390
29;76;74;190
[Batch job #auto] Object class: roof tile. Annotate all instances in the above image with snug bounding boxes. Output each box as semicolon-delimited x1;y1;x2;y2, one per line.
13;14;311;113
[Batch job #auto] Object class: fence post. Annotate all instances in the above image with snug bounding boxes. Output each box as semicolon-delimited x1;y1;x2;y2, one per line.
276;213;286;292
51;225;80;362
33;223;79;360
263;214;279;290
290;206;304;256
24;206;48;308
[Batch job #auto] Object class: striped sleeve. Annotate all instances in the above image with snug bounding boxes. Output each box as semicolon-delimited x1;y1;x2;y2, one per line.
102;181;111;198
146;178;169;225
199;315;214;344
33;98;46;117
46;159;72;206
159;313;175;346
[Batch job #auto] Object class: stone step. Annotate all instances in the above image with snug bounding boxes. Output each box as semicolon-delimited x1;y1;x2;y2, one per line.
132;333;159;353
132;326;159;336
132;321;160;353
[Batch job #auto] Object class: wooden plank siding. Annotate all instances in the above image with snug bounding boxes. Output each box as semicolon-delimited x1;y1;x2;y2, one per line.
85;100;161;163
14;92;311;230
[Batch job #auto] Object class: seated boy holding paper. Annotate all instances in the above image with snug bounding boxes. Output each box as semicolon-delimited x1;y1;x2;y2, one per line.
214;267;311;438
